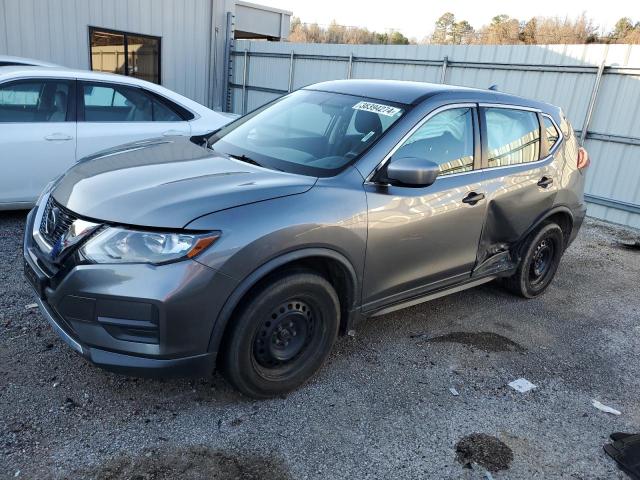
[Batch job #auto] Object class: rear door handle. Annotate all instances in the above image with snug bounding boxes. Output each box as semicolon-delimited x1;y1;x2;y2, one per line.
537;176;554;188
44;133;73;141
462;192;485;205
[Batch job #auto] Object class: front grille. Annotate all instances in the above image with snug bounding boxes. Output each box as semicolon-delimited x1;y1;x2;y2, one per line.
39;196;78;246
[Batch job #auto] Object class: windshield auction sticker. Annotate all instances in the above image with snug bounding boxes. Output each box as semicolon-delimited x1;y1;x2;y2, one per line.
352;101;401;117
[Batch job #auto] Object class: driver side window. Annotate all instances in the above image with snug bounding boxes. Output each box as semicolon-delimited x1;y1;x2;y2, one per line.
394;107;475;176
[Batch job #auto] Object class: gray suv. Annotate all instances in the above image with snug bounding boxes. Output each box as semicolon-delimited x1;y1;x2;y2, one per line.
23;80;589;398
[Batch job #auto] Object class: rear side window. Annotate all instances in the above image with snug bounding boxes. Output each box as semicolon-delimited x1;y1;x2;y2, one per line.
81;82;183;122
484;108;540;167
394;107;475;176
542;116;560;148
0;79;70;123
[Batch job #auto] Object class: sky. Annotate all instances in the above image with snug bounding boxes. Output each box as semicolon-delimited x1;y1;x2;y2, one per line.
257;0;640;40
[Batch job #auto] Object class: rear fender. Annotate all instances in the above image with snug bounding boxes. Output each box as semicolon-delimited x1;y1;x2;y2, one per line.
472;205;574;278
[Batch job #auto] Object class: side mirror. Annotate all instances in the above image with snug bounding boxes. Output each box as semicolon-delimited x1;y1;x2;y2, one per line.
385;156;440;187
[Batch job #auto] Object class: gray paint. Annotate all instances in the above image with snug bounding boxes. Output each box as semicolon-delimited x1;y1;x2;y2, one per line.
52;137;316;228
231;41;640;228
25;81;588;374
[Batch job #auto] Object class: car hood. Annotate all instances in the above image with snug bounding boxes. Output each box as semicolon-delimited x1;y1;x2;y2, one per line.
52;137;317;228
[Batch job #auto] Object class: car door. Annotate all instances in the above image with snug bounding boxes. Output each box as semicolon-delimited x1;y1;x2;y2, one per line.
75;81;191;159
0;78;76;205
472;105;558;269
362;104;488;311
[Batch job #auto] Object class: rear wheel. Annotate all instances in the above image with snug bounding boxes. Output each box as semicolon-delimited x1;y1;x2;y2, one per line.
221;270;340;399
503;222;565;298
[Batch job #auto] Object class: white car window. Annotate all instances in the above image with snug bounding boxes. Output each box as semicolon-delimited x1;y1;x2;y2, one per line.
82;83;183;122
0;80;70;123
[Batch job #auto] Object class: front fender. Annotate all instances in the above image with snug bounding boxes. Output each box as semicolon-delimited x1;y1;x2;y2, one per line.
184;168;368;355
205;247;361;355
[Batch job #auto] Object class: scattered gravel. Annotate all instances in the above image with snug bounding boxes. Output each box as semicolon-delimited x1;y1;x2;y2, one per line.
1;211;639;479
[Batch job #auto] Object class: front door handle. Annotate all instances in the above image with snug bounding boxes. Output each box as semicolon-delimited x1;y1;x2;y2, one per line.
44;133;73;141
462;192;485;205
537;176;554;188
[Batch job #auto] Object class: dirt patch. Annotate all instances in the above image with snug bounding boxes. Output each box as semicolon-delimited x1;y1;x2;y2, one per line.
455;433;513;472
70;446;291;480
427;331;525;353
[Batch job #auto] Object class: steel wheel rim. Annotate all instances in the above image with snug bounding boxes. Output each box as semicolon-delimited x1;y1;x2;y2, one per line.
253;300;316;370
529;238;555;286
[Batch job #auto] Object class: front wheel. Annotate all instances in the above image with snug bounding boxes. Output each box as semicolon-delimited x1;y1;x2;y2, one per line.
221;270;340;399
503;222;565;298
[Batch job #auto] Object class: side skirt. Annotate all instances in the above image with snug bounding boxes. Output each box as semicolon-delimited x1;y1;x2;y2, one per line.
471;250;518;279
366;275;497;318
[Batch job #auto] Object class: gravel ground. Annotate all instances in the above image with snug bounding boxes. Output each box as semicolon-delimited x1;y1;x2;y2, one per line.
1;211;639;479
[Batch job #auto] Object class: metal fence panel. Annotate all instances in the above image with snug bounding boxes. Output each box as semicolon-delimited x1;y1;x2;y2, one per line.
230;40;640;228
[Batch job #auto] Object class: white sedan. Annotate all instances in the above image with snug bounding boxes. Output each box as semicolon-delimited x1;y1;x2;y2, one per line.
0;66;237;209
0;55;60;67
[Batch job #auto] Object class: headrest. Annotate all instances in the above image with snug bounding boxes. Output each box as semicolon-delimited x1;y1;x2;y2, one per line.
354;110;382;136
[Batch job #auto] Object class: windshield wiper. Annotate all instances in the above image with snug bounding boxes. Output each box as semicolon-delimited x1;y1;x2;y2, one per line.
228;153;263;168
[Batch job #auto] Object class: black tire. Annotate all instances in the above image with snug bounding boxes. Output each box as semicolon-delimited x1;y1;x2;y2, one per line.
503;222;565;298
221;270;340;399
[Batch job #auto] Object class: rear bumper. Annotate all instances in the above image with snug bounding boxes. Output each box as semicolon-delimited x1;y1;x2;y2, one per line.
568;204;587;247
23;207;235;378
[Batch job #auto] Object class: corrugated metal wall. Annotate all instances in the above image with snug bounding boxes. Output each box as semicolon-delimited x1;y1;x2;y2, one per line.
230;41;640;228
0;0;216;107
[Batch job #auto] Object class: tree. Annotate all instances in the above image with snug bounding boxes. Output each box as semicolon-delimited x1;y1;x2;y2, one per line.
613;18;634;39
610;17;640;43
520;18;537;44
481;14;520;44
533;13;598;44
432;12;456;43
430;13;475;44
451;20;474;44
388;31;410;45
287;17;413;45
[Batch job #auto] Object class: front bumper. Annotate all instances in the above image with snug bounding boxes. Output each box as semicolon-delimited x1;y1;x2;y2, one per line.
23;208;235;377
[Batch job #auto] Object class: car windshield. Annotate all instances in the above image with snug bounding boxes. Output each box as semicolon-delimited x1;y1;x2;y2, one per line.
209;89;406;176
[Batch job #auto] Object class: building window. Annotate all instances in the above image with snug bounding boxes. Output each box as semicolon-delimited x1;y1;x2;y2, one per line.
89;27;161;84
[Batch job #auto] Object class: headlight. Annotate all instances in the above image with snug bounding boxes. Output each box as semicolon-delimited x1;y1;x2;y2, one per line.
79;227;219;264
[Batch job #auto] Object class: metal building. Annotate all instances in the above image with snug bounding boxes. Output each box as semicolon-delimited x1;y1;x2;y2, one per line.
0;0;291;112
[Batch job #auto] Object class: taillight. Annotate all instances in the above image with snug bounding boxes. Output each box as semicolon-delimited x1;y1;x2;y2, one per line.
577;147;589;170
